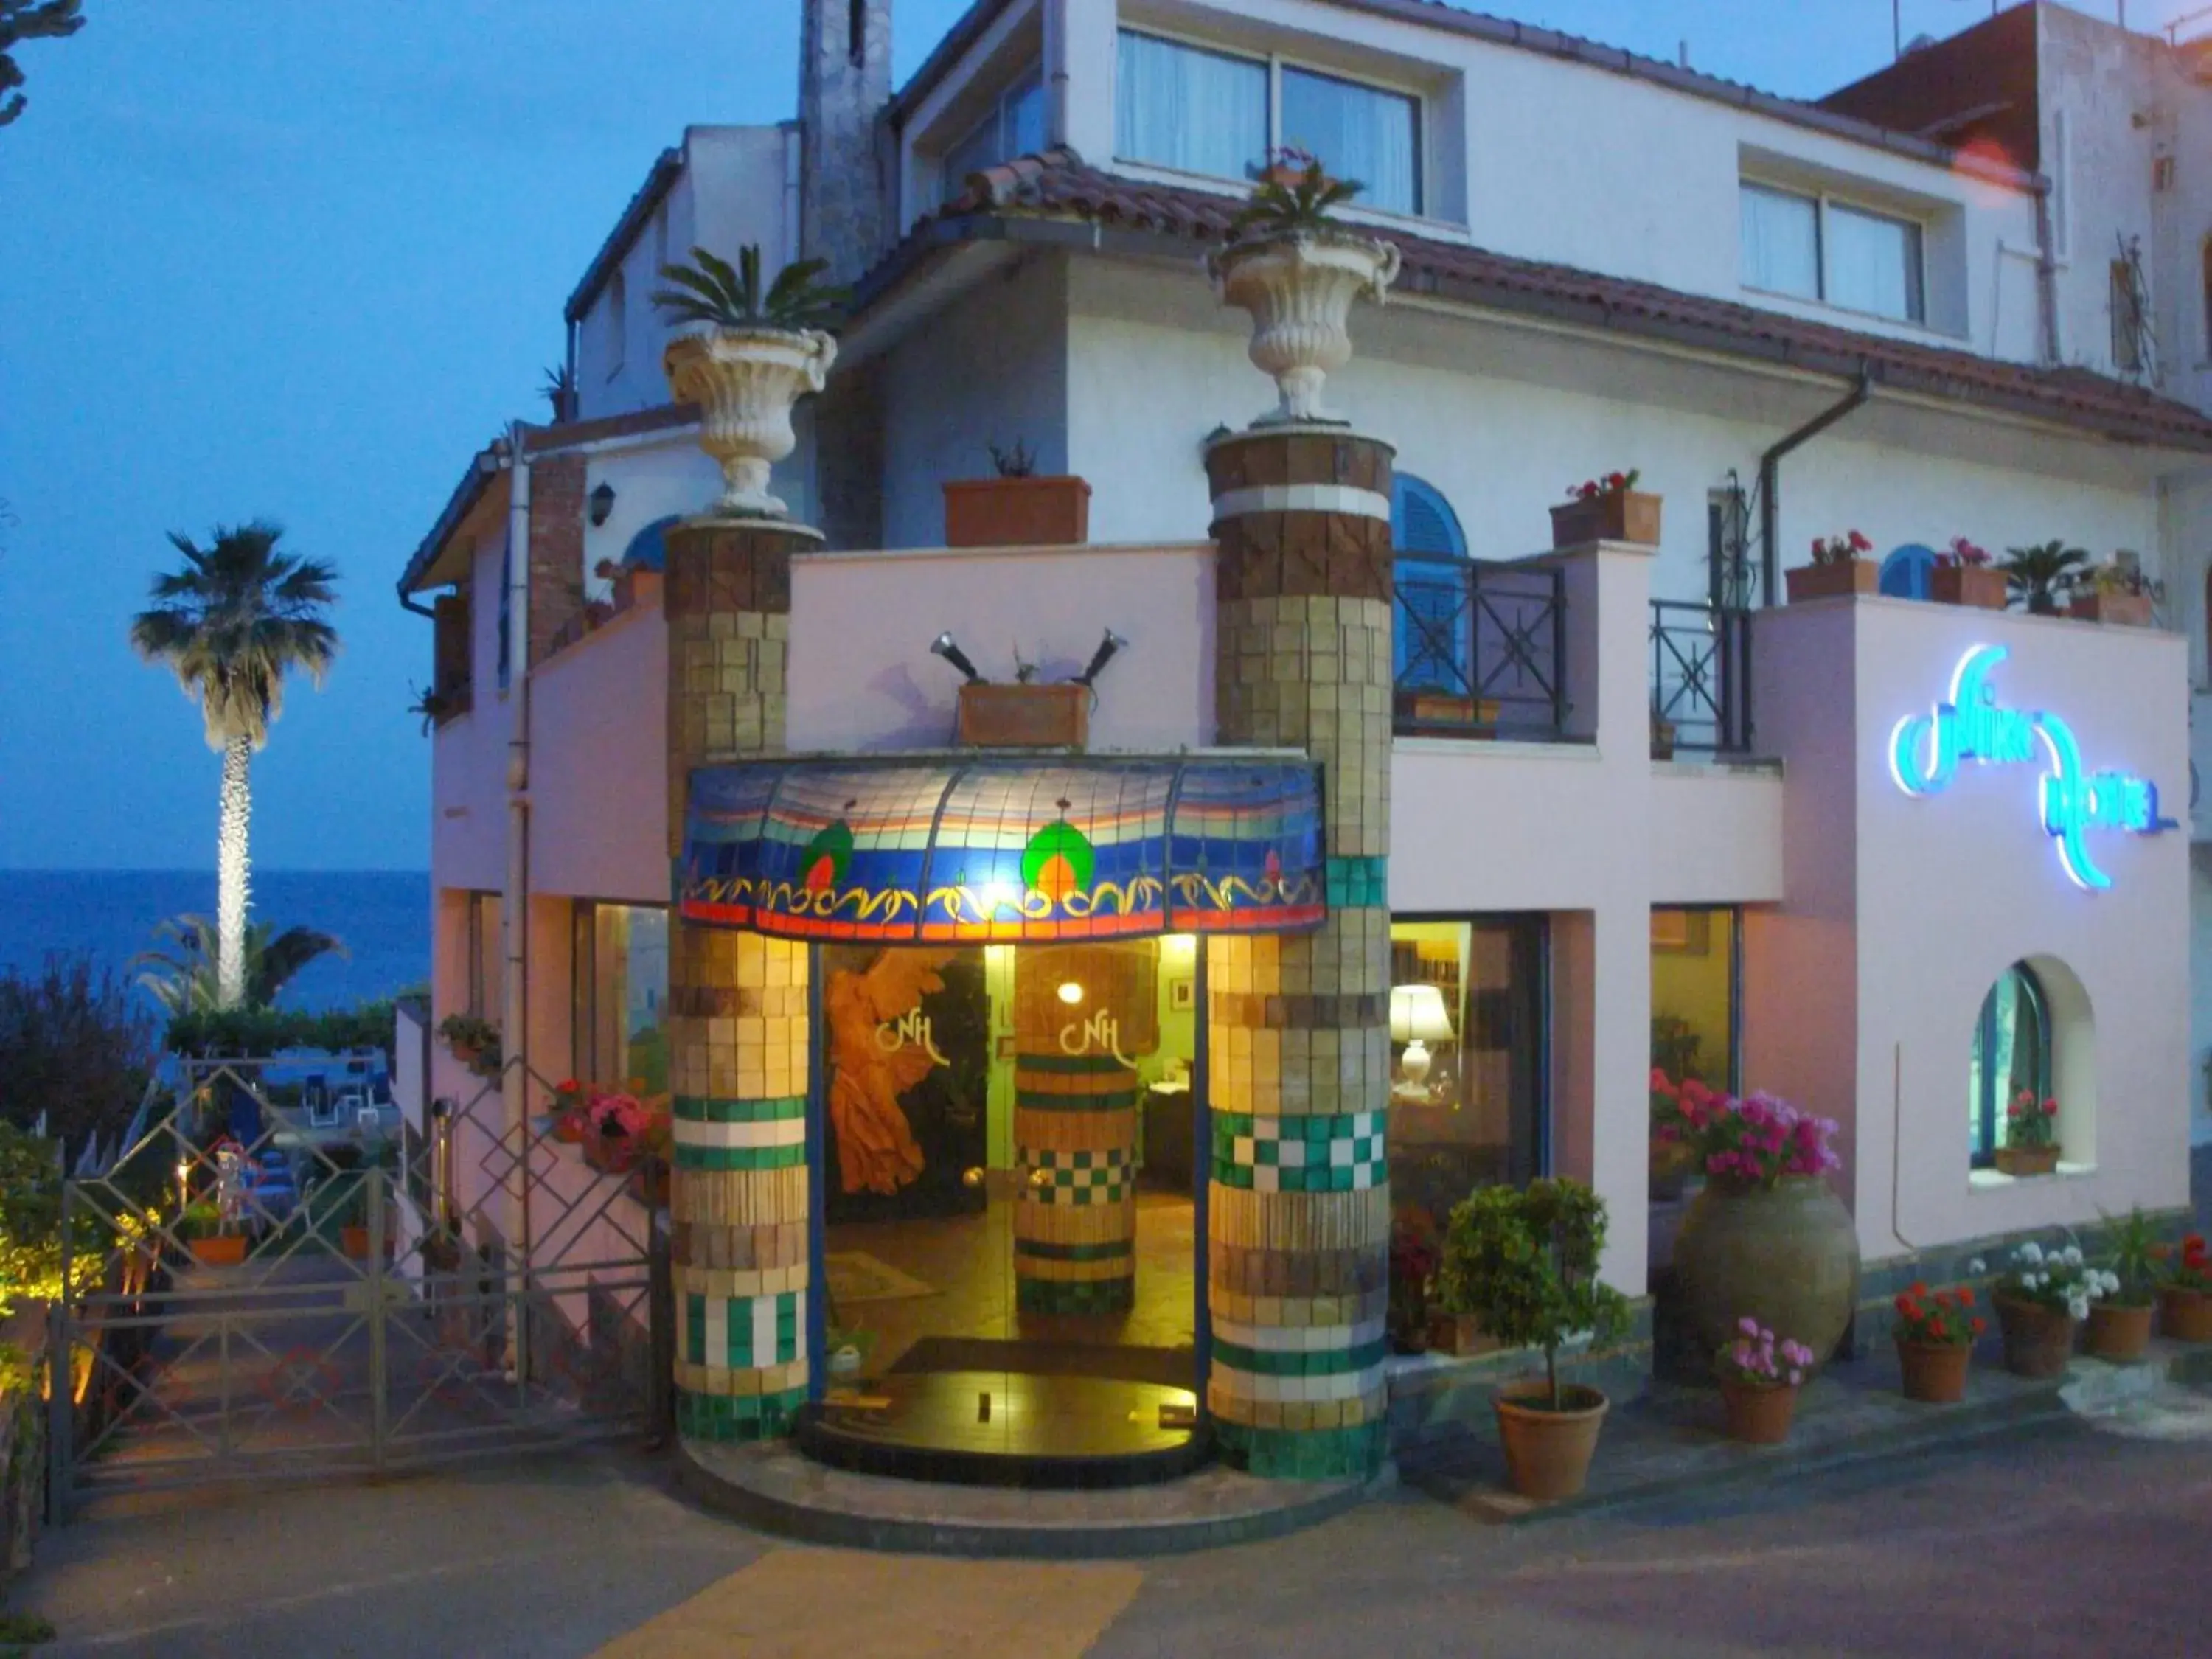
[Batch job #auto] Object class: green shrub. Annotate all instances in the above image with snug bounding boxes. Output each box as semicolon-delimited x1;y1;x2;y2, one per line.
1439;1178;1630;1409
0;955;155;1151
164;998;398;1063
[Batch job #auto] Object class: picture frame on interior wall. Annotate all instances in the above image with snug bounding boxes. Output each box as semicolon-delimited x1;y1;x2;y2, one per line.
1651;909;1711;956
1168;976;1195;1012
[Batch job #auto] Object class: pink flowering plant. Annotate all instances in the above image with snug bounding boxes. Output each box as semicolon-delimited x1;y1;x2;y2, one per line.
1657;1086;1843;1188
1939;536;1991;568
1717;1317;1815;1389
540;1080;672;1181
2005;1087;2059;1150
1565;469;1641;503
1809;530;1873;566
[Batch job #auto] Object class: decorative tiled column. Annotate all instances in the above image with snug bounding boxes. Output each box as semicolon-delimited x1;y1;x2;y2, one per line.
664;519;816;1441
1204;429;1396;1480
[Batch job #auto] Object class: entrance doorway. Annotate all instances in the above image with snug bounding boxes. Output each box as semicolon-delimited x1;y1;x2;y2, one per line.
804;936;1203;1482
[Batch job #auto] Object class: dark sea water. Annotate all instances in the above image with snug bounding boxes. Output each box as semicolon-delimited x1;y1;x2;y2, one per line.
0;870;429;1013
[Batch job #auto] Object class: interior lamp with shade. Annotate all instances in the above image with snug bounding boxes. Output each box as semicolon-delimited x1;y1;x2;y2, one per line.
1389;984;1455;1092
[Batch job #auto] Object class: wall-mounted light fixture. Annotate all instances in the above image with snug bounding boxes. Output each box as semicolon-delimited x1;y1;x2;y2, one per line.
1073;629;1129;689
930;631;984;684
588;481;616;527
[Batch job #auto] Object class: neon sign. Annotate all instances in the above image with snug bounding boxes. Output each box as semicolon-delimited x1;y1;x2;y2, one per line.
1891;644;2174;891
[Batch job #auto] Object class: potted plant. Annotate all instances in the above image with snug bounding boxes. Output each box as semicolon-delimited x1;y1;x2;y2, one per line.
1930;538;2006;609
1994;1088;2060;1177
437;1013;501;1077
1207;148;1402;427
2157;1231;2212;1343
1388;1218;1438;1354
1668;1089;1859;1366
1715;1318;1815;1445
654;244;845;519
2085;1207;2161;1362
1646;1068;1712;1203
178;1197;246;1267
1649;705;1677;762
2069;560;2161;627
1551;470;1661;549
1891;1280;1983;1402
942;437;1093;549
2000;539;2089;615
1784;531;1876;603
1992;1239;2107;1377
1438;1178;1630;1501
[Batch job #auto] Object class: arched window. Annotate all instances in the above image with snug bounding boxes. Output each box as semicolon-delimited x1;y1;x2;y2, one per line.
1969;962;2050;1166
1878;543;1938;601
1393;474;1468;692
619;513;681;574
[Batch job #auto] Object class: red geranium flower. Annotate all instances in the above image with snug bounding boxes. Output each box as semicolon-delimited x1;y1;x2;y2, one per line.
1908;1281;1930;1298
1928;1318;1947;1339
1957;1286;1975;1307
1971;1318;1987;1335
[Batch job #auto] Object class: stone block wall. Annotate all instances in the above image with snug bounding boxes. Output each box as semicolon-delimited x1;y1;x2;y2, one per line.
528;451;586;669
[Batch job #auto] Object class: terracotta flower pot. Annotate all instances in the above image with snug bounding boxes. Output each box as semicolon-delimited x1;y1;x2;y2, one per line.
2160;1285;2212;1343
1995;1293;2078;1378
1993;1144;2060;1178
2069;592;2154;627
1896;1338;1971;1403
1718;1377;1799;1445
1550;490;1663;549
942;476;1092;548
1784;560;1879;603
1492;1381;1609;1500
189;1234;248;1267
2084;1300;2155;1362
1672;1175;1860;1366
1930;565;2008;609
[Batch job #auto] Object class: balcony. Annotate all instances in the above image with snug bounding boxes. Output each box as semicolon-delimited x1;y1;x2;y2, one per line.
1650;602;1754;757
1392;556;1569;740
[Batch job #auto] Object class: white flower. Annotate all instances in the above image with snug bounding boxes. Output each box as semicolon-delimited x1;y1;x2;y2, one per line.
1968;1257;1988;1275
2019;1242;2044;1266
2062;1245;2084;1268
2099;1270;2121;1295
2067;1295;2090;1321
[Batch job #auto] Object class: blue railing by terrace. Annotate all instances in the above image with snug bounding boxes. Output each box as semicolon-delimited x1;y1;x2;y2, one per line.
1392;555;1568;740
1650;600;1753;755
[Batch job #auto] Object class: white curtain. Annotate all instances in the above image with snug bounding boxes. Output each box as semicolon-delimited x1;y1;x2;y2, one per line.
1739;184;1820;299
1281;67;1418;215
1116;30;1267;180
1826;203;1921;321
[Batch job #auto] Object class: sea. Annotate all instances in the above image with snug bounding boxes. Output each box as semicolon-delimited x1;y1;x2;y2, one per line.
0;870;430;1014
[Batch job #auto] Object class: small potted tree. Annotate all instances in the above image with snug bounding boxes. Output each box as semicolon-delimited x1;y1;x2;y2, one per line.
2158;1231;2212;1343
942;438;1093;549
1891;1280;1983;1402
654;245;846;519
2000;539;2089;615
1438;1178;1630;1501
1207;148;1402;427
179;1197;246;1267
1992;1239;2108;1377
1930;538;2006;609
2069;560;2161;627
1715;1317;1815;1444
1785;531;1876;603
1994;1088;2060;1177
1551;470;1660;549
2085;1208;2160;1362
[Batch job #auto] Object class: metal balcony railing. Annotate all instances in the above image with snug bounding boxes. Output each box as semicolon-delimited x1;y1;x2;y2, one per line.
1650;601;1753;755
1392;556;1568;739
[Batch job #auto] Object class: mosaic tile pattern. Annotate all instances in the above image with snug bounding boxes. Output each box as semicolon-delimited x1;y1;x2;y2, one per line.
1211;1110;1388;1192
1014;1049;1138;1314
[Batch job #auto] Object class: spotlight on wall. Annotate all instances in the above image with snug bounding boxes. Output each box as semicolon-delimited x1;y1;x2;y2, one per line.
1073;629;1129;689
930;631;984;684
588;481;616;526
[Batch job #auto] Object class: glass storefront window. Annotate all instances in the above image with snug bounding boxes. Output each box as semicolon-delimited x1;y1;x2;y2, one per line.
1650;908;1739;1094
571;903;669;1093
1385;918;1546;1245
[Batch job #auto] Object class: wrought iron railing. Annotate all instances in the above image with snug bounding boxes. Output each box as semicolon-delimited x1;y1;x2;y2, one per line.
1650;600;1753;755
1393;556;1568;739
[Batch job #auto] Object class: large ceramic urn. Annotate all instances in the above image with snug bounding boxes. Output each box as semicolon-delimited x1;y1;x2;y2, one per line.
662;325;837;518
1672;1176;1860;1366
1207;230;1402;425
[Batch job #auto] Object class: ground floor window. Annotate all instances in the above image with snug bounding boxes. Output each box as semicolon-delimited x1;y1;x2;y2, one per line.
1385;917;1547;1242
1971;961;2050;1166
1651;907;1739;1093
571;902;669;1093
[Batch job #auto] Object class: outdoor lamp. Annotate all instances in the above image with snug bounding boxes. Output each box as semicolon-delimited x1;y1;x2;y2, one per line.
588;481;616;526
1388;984;1455;1091
930;631;984;683
1074;628;1129;688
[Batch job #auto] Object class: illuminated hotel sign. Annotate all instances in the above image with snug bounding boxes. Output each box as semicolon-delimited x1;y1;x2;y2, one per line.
1891;644;2175;891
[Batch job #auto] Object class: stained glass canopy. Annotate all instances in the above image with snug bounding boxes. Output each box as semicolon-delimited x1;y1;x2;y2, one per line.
679;756;1326;942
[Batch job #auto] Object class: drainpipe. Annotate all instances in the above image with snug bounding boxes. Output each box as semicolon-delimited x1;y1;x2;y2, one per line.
1758;371;1874;605
500;419;533;1377
2031;179;2062;366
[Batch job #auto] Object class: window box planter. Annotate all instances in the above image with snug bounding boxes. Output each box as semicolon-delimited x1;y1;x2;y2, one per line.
1930;566;2008;610
1393;692;1499;734
1550;490;1661;549
956;682;1089;749
1992;1144;2060;1178
942;476;1092;549
2068;592;2154;627
1784;561;1878;604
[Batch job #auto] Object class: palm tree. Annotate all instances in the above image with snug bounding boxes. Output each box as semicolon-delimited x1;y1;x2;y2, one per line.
2000;540;2090;616
130;524;338;1009
132;915;347;1015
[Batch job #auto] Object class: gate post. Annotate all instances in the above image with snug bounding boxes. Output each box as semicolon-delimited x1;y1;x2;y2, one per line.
662;516;818;1442
44;1299;69;1527
367;1164;389;1467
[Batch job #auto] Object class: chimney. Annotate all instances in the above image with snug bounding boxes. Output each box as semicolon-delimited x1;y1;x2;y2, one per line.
799;0;893;286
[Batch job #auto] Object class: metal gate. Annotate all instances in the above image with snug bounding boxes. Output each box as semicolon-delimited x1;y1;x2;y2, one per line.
49;1057;666;1514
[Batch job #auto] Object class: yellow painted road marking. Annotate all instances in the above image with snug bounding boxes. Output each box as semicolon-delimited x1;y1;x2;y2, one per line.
589;1547;1144;1659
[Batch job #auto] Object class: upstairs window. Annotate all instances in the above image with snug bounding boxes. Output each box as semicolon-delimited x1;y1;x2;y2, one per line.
942;64;1047;198
1741;181;1924;324
1116;29;1421;216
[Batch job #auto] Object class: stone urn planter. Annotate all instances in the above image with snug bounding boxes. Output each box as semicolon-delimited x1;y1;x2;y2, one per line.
1896;1339;1971;1403
2084;1299;2155;1362
1207;231;1402;426
1994;1293;2077;1377
662;325;837;518
2160;1285;2212;1343
1931;566;2008;609
1672;1176;1860;1365
1492;1380;1609;1500
1717;1377;1798;1445
1784;561;1878;604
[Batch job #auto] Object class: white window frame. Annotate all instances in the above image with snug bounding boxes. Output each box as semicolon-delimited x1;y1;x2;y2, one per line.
1113;24;1427;221
1739;178;1928;327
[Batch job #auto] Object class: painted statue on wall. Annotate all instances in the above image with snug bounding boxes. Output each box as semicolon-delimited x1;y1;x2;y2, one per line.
824;948;954;1197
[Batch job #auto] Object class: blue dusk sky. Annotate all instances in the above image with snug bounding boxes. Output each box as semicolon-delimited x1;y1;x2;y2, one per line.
0;0;2166;872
